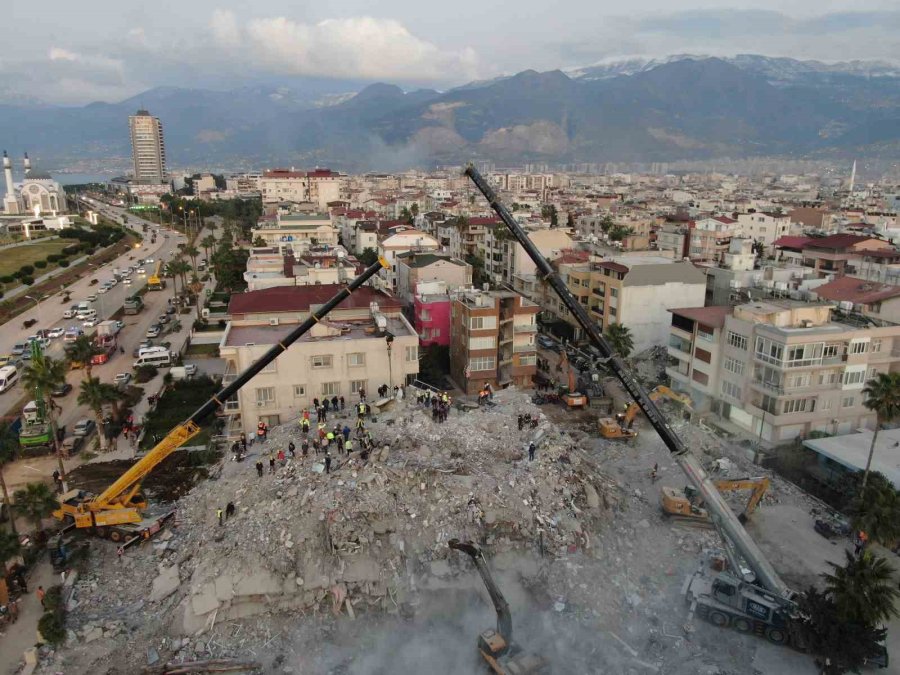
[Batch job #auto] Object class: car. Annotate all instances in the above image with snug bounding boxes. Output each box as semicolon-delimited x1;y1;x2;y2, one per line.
107;278;118;287
133;341;153;358
34;329;52;339
83;318;99;328
47;327;65;339
537;335;557;349
115;320;125;331
123;277;133;285
98;286;110;294
63;306;78;319
87;294;98;302
157;314;170;325
27;336;51;349
146;325;162;338
51;382;73;397
137;267;146;274
11;342;27;356
72;419;96;438
165;305;176;315
114;373;132;386
145;258;154;264
0;355;17;368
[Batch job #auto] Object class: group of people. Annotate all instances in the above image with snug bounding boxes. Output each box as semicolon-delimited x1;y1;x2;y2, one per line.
517;413;540;431
216;501;236;525
417;390;452;423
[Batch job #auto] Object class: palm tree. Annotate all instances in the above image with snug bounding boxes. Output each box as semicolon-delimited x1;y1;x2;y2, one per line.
21;355;68;482
64;334;101;379
169;258;192;300
851;472;900;545
178;243;200;271
13;482;57;533
0;422;19;534
77;377;121;451
824;549;900;627
0;530;20;566
200;234;217;262
861;373;900;490
604;322;634;358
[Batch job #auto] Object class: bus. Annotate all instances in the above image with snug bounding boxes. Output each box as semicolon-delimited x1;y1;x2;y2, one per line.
147;260;166;290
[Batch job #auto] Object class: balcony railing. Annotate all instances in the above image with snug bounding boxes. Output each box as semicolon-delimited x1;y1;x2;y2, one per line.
513;343;536;353
514;323;537;333
751;378;784;395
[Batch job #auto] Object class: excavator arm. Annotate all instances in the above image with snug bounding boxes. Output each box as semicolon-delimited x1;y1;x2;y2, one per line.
55;257;391;530
449;538;512;651
714;477;771;522
622;386;692;427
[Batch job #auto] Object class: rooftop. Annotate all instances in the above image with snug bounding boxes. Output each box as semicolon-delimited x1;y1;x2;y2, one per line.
805;233;883;250
803;428;900;489
228;285;403;315
668;305;732;328
396;252;466;268
813;276;900;305
224;315;413;348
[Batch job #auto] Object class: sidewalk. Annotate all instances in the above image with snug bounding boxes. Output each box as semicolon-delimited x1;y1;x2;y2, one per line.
0;556;55;675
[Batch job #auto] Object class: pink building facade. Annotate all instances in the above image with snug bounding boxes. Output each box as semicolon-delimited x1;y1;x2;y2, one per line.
414;294;451;347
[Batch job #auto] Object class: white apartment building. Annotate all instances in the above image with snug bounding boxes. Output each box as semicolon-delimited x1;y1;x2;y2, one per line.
480;227;573;286
736;212;791;247
128;109;166;185
260;169;344;209
667;300;900;445
377;229;439;290
253;213;338;252
221;286;419;434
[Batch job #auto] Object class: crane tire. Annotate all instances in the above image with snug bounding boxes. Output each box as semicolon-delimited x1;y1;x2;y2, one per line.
109;530;123;543
765;627;788;644
733;618;752;633
709;611;729;627
94;527;108;539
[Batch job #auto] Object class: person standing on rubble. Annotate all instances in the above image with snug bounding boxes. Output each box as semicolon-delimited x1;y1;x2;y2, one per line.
325;452;332;474
240;432;247;453
356;417;366;436
226;502;236;519
301;438;309;457
339;395;345;410
358;401;367;419
217;507;224;526
269;453;276;474
320;405;328;423
344;437;353;454
277;449;286;465
331;395;339;410
359;387;366;402
313;397;320;410
311;437;320;454
256;460;264;477
342;424;351;442
301;417;310;435
529;442;536;461
326;430;335;450
518;414;524;431
288;441;296;458
323;398;330;413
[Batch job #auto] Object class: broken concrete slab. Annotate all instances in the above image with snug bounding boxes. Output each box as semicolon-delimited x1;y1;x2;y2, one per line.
149;564;180;602
190;583;220;616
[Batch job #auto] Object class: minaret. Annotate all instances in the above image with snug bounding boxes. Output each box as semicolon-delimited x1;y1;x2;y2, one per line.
849;160;857;193
23;152;31;176
3;151;13;198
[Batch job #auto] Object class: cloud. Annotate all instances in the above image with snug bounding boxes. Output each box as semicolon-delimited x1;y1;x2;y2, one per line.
49;48;78;62
210;11;480;83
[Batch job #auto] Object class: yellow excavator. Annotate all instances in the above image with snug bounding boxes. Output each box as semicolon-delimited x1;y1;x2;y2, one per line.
661;477;771;525
598;386;691;439
53;257;389;545
449;539;546;675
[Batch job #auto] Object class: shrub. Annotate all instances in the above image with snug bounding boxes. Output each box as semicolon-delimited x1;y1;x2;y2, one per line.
21;276;34;286
38;610;66;645
0;275;14;284
18;265;34;276
62;245;79;256
46;254;60;263
135;365;159;383
58;260;69;268
34;260;48;269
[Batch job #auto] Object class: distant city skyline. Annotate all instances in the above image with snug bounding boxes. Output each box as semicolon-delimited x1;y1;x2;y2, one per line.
4;1;900;104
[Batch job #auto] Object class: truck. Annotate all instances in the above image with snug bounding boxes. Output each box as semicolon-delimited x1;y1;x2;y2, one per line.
124;295;144;315
96;320;122;338
90;333;117;366
465;166;808;650
53;256;390;546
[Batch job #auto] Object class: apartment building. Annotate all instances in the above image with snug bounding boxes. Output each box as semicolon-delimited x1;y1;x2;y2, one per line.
413;281;451;347
449;289;538;395
260;169;343;208
128;110;166;185
690;216;738;263
666;300;900;445
243;248;357;291
252;213;337;252
548;254;706;351
395;251;471;304
377;229;439;291
479;227;573;286
221;285;418;434
735;212;791;247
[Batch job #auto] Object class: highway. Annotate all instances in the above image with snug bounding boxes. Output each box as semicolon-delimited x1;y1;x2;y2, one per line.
0;201;190;441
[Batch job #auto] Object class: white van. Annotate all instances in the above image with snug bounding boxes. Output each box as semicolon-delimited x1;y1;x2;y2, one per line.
0;366;19;393
169;364;197;380
133;351;172;369
76;308;98;321
138;346;168;358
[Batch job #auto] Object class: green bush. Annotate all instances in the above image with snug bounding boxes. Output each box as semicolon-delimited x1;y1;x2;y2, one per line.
58;260;69;268
18;265;34;276
135;365;159;383
0;275;14;284
34;260;48;269
38;610;66;645
62;245;80;256
21;276;34;286
46;254;60;263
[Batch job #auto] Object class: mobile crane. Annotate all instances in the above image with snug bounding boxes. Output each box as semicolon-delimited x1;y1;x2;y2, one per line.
449;539;546;674
598;385;691;439
465;166;802;646
53;257;390;544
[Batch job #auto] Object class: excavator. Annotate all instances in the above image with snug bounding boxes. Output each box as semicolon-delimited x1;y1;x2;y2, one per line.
53;257;390;545
598;385;691;439
466;166;810;649
449;539;546;675
557;349;586;408
660;477;770;524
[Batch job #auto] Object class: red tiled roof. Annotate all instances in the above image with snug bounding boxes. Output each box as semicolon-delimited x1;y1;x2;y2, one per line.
228;285;403;315
669;306;732;328
467;217;502;226
813;276;900;305
597;261;629;274
859;248;900;259
713;216;737;224
805;233;880;250
773;236;812;249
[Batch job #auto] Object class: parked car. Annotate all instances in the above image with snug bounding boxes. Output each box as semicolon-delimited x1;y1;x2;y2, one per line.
157;314;170;325
114;373;132;387
63;306;78;319
114;320;125;331
98;286;110;294
61;435;83;456
11;342;27;356
51;382;73;397
165;305;176;315
537;335;557;349
47;327;66;339
72;419;96;437
83;318;99;328
87;294;98;302
146;324;162;338
133;341;153;358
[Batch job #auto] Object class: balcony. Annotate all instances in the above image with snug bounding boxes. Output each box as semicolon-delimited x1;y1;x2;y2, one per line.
514;323;537;333
591;287;606;298
750;378;784;395
513;343;536;353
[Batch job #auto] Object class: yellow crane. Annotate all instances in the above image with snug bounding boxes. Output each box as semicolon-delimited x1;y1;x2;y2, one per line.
661;477;771;524
54;257;390;545
598;385;691;439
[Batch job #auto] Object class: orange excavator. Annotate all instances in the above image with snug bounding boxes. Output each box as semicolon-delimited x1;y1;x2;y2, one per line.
558;350;586;408
598;385;691;439
661;477;771;525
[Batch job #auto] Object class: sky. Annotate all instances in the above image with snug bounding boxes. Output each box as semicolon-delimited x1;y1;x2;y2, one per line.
5;0;900;105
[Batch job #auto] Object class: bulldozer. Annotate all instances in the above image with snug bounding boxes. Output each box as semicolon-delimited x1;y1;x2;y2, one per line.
599;386;691;439
449;539;546;675
661;477;771;524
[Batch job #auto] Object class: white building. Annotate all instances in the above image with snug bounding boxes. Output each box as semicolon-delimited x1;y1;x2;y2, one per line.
378;229;439;291
253;213;338;252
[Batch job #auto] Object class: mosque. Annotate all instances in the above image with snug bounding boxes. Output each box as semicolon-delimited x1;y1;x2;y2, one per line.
3;151;67;216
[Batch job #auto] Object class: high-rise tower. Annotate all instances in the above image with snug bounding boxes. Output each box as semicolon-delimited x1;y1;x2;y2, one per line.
128;109;166;184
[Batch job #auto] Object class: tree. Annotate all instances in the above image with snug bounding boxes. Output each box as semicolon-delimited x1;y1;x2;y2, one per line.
13;482;57;532
861;373;900;490
64;334;101;380
823;550;899;627
541;204;558;226
410;203;419;218
604;323;634;358
253;236;266;247
200;234;217;262
399;206;413;224
0;531;20;566
598;215;615;233
608;224;634;242
169;258;192;297
77;377;121;451
21;355;68;482
0;422;19;534
358;248;378;266
851;472;900;545
179;243;200;271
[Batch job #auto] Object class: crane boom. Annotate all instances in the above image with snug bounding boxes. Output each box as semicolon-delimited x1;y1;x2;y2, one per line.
464;165;792;600
59;256;390;526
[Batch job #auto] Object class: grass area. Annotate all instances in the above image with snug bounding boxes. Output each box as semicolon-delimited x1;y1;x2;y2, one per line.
185;343;220;357
140;375;221;450
0;239;70;277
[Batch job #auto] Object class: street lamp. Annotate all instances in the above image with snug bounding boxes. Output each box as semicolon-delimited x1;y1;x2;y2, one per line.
385;331;394;389
24;294;44;326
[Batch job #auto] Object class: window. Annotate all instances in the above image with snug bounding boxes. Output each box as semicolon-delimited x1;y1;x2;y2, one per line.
721;380;741;399
842;370;866;386
723;357;744;375
470;315;497;330
850;341;869;355
405;345;418;362
842;396;855;408
311;355;333;369
322;382;341;396
255;387;276;408
727;331;748;350
348;352;365;367
350;379;367;394
818;370;838;385
787;373;810;389
755;337;784;365
469;336;496;350
872;339;882;353
694;347;711;363
519;354;537;366
822;399;833;411
420;308;431;321
610;288;618;298
293;385;306;398
783;398;815;414
692;370;709;385
609;307;617;317
697;324;715;342
823;343;841;359
469;356;496;371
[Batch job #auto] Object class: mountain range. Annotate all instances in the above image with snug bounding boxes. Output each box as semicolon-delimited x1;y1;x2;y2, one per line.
3;54;900;172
